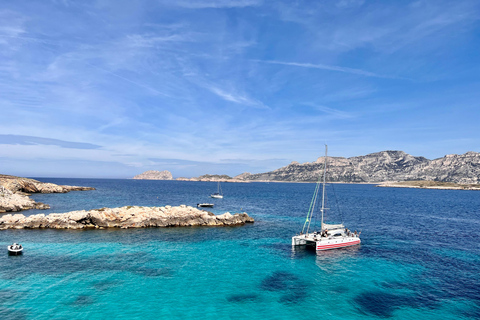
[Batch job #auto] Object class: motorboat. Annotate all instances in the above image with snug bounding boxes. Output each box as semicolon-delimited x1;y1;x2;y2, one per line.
197;203;214;208
8;243;23;256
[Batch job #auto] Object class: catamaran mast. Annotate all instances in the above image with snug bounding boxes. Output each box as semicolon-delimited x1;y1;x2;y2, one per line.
321;145;328;231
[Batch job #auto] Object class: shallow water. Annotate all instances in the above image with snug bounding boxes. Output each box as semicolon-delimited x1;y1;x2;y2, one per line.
1;180;479;319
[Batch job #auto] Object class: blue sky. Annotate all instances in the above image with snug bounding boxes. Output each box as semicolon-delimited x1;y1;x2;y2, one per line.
1;0;479;178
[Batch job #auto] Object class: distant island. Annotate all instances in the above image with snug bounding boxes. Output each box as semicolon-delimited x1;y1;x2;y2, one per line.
133;170;173;180
134;150;480;186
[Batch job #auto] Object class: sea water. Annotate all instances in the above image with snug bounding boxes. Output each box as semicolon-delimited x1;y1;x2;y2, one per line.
1;179;479;319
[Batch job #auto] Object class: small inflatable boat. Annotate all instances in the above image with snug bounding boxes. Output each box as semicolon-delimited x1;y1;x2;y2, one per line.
8;243;23;256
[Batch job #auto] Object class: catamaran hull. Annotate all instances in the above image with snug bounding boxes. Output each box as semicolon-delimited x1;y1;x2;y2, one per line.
316;238;360;251
292;234;361;251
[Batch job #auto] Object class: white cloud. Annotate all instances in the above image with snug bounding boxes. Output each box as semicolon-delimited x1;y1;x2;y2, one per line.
255;59;402;79
162;0;263;9
206;85;269;109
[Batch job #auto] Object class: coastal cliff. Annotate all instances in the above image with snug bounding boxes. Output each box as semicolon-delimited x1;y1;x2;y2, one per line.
0;175;95;213
234;151;480;184
0;205;254;229
133;170;173;180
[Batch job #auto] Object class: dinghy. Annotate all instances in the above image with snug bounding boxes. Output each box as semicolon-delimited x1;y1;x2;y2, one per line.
8;243;23;256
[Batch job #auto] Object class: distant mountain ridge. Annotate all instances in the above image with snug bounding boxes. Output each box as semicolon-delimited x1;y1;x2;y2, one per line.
233;151;480;184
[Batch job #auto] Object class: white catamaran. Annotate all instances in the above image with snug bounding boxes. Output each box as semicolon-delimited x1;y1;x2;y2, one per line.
292;145;361;251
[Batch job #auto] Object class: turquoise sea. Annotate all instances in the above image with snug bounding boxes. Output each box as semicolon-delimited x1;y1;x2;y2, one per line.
1;179;479;319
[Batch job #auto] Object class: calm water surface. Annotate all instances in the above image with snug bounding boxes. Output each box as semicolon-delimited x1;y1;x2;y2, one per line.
1;179;479;319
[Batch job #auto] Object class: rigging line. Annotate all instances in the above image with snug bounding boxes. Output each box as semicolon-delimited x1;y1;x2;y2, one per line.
331;183;344;224
301;174;322;233
307;177;321;233
306;161;325;234
320;145;328;230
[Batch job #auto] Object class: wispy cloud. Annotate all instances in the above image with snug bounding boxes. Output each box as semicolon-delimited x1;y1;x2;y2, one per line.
0;134;101;150
0;10;26;47
308;104;354;119
162;0;263;9
206;85;269;109
254;59;405;80
126;34;188;48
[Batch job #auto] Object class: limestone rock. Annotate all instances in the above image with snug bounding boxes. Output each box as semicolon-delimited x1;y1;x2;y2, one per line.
0;175;94;213
0;205;254;230
133;170;173;180
235;151;480;184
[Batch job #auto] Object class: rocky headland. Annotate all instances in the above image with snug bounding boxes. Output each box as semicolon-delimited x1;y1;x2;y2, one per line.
133;170;173;180
0;205;254;230
144;151;479;186
233;151;480;184
0;174;95;213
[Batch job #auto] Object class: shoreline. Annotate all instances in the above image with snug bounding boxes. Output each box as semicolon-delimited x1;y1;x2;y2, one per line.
377;181;480;191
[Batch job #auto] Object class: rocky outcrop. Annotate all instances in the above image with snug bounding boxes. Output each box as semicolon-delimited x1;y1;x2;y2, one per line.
0;175;94;213
0;205;254;229
133;170;173;180
234;151;480;184
0;187;50;213
0;175;95;194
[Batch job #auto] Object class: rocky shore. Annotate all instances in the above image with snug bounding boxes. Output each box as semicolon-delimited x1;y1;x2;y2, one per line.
0;205;254;230
377;181;480;191
0;174;95;213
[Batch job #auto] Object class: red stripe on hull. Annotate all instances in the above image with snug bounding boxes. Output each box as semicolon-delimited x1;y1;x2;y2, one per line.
316;240;360;251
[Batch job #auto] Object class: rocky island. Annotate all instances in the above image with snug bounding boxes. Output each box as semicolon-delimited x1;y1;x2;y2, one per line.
0;174;95;213
0;205;254;230
133;170;173;180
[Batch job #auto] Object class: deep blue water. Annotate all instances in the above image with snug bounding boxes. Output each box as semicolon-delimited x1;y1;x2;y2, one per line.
1;179;480;319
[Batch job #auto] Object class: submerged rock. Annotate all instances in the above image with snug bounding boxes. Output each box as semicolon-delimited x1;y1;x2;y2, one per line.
0;205;254;230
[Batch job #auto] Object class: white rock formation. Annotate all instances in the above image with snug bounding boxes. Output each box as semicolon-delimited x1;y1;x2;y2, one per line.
0;205;254;229
133;170;173;180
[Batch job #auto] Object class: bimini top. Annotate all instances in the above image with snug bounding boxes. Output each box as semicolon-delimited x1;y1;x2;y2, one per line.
322;223;345;231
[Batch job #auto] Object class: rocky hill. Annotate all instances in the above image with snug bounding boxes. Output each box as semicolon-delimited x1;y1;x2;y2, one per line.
133;170;173;180
233;151;480;184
